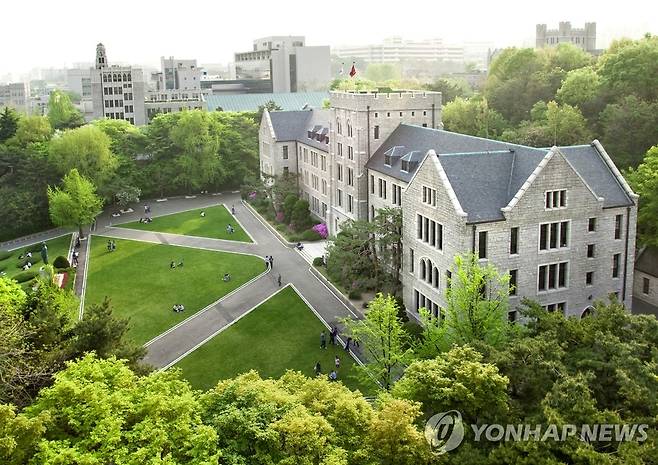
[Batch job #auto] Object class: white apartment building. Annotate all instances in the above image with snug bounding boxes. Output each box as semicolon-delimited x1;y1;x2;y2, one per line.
334;37;465;63
259;90;638;319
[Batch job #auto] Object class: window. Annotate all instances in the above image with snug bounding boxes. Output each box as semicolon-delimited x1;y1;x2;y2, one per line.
586;271;593;286
411;111;415;116
420;258;440;289
303;148;308;163
336;189;343;207
612;253;620;278
545;189;567;209
423;110;427;116
347;121;353;137
374;125;380;139
509;270;518;296
422;186;437;206
322;179;327;195
446;270;452;289
417;214;443;250
508;311;518;322
378;179;387;199
370;175;375;194
337;143;342;157
614;214;623;239
337;120;342;135
337;164;343;182
387;112;391;117
539;221;570;250
282;146;288;159
392;184;402;206
347;168;354;186
347;194;353;213
510;227;519;255
643;277;650;295
347;146;353;160
587;244;595;258
322;202;327;218
588;217;596;232
538;261;569;292
545;302;566;313
321;155;326;171
478;231;488;259
409;248;414;273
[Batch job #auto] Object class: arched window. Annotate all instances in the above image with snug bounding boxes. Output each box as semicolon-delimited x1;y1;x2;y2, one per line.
102;74;108;82
433;267;440;288
420;259;426;280
581;306;594;319
347;120;353;137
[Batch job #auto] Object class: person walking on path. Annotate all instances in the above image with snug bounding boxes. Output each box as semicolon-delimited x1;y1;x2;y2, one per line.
268;255;274;269
264;256;270;270
231;205;236;215
320;331;327;349
329;326;338;345
345;337;352;352
277;274;282;287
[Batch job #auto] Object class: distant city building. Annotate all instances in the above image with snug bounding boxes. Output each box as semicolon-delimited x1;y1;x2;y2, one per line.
536;22;597;53
91;43;146;125
233;36;331;93
145;56;205;122
334;37;465;63
0;82;30;113
151;57;201;91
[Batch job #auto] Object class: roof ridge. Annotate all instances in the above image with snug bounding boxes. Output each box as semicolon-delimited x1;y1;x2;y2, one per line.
507;149;517;200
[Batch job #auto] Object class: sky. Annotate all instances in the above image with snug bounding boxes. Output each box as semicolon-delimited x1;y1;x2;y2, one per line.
1;0;656;77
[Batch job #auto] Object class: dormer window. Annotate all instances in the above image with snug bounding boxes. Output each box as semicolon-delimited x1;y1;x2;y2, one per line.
384;155;392;167
401;160;409;172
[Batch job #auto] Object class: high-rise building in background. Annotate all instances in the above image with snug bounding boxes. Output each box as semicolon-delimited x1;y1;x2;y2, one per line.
233;36;331;92
91;43;146;125
334;37;465;63
536;22;597;53
0;82;30;114
145;56;205;122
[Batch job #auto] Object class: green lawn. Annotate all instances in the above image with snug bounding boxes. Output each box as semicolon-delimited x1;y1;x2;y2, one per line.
0;234;72;280
84;236;263;345
176;286;373;394
119;205;251;242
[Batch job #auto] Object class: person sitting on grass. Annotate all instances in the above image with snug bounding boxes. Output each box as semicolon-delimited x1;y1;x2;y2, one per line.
200;211;206;217
328;370;338;382
170;261;176;269
178;260;184;268
223;273;231;282
22;262;32;271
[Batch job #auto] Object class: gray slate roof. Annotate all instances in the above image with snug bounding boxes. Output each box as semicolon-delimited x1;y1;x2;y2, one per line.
366;124;634;223
206;91;328;112
269;109;330;152
636;246;658;277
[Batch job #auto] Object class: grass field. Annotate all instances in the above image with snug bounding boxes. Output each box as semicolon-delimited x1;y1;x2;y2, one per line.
84;236;263;345
176;286;373;393
119;205;251;242
0;234;72;280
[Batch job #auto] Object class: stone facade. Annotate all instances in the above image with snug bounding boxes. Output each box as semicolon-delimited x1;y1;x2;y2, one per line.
536;22;597;53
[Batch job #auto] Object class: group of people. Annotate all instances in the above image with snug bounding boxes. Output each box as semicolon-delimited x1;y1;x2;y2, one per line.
222;273;231;282
172;304;185;313
106;240;117;252
226;224;235;234
315;326;353;382
170;260;184;269
264;255;274;269
138;217;153;223
314;354;342;382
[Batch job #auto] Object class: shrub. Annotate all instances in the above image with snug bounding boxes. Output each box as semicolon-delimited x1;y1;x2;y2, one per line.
0;250;11;261
53;255;70;269
348;289;362;300
312;223;328;239
300;229;322;241
282;194;298;222
275;211;285;223
291;199;312;231
13;269;39;283
17;255;42;268
313;257;324;266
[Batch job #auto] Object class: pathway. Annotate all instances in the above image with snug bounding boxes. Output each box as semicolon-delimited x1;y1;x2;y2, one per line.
90;193;364;369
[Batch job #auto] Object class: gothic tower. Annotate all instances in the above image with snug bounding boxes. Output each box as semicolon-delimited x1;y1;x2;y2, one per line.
95;43;107;69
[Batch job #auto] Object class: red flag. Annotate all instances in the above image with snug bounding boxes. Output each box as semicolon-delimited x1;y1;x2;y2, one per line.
349;62;357;78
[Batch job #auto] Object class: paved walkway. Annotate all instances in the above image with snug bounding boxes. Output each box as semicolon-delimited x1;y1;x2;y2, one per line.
90;193;364;369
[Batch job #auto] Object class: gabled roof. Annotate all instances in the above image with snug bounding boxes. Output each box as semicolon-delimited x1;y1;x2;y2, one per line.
636;246;658;277
367;124;635;223
267;109;331;151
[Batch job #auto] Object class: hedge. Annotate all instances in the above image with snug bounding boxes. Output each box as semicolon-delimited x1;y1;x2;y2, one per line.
0;250;11;261
13;269;39;283
312;257;324;266
17;255;42;269
53;255;70;269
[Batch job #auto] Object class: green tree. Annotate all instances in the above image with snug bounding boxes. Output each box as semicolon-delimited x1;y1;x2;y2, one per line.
256;100;282;122
342;293;412;390
424;78;471;104
11;115;52;146
49;125;117;188
422;253;511;354
326;219;376;292
599;95;658;168
291;198;311;231
442;96;508;138
598;34;658;102
627;146;658;246
47;168;103;238
393;346;509;422
47;90;84;130
92;118;146;158
371;207;403;290
0;107;20;142
556;66;601;108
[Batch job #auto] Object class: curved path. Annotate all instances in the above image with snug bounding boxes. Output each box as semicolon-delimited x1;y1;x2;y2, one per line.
91;193;364;369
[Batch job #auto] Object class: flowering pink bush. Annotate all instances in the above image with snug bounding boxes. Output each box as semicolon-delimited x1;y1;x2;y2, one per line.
275;211;285;223
248;191;257;200
312;223;328;239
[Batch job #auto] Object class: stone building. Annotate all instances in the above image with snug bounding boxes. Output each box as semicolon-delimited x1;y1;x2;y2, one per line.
633;247;658;311
0;82;30;114
536;22;597;53
258;91;637;319
91;43;146;125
